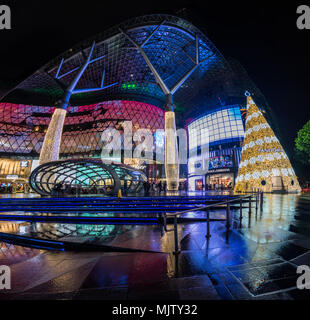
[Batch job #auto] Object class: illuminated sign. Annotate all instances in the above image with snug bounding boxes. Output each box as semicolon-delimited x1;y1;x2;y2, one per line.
208;168;231;174
209;155;233;169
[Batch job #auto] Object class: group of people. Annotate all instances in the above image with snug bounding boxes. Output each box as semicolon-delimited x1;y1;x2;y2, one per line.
0;184;13;193
143;180;167;195
143;180;188;195
0;183;28;194
51;182;111;196
50;179;233;196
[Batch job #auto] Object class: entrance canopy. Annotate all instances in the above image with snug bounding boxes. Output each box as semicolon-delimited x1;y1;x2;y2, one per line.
29;158;147;196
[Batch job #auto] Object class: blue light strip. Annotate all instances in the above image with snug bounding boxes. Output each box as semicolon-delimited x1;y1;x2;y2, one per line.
0;195;235;202
0;215;158;221
0;232;65;246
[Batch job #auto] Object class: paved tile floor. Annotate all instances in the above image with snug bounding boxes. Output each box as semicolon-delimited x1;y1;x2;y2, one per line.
0;193;310;300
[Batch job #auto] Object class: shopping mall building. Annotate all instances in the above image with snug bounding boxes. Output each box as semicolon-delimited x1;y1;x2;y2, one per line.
0;14;275;193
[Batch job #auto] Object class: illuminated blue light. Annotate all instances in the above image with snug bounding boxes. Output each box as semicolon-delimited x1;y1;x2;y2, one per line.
188;106;245;149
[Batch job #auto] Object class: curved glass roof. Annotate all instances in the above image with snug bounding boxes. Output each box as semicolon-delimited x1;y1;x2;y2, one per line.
1;14;231;115
29;158;147;196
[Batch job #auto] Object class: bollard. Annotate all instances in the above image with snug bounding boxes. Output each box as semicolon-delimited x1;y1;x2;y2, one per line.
225;202;231;244
248;195;252;228
163;213;167;232
173;215;180;254
255;193;258;217
249;195;252;215
239;198;243;226
260;191;263;211
226;202;231;231
206;209;211;239
248;196;252;227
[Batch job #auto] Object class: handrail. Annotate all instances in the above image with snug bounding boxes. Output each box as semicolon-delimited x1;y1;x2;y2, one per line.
166;194;254;217
164;192;262;254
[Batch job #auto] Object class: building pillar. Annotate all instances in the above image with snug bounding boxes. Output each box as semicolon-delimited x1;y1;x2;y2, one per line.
119;29;211;192
38;42;97;165
164;96;179;191
39;88;72;165
39;108;67;165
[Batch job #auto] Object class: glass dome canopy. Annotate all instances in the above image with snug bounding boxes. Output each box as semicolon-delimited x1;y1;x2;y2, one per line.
29;158;147;196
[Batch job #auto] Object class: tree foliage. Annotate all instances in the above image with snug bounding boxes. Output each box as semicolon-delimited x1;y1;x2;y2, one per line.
295;120;310;165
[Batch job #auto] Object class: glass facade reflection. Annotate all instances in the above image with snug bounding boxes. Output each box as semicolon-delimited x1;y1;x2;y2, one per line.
188;106;244;150
187;105;245;191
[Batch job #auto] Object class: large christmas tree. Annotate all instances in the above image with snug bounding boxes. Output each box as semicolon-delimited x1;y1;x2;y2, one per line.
234;94;301;193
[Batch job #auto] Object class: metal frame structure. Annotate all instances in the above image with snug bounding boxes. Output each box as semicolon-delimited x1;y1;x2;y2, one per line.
54;41;118;111
117;19;217;190
1;15;230;110
118;24;214;109
1;14;233;190
29;158;147;196
38;41;118;165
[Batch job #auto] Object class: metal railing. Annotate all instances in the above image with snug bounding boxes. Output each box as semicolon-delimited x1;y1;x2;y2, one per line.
0;191;264;254
162;192;263;254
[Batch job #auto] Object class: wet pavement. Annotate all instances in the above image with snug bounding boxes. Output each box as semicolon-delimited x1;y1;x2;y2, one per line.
1;192;310;300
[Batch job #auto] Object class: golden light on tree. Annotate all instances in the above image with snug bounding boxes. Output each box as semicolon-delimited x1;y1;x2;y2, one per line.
234;95;301;193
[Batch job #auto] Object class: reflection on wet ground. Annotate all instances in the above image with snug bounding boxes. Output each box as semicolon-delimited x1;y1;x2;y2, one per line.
1;193;310;300
0;221;135;243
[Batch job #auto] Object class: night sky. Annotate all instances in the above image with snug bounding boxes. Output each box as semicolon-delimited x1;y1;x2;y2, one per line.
0;0;309;177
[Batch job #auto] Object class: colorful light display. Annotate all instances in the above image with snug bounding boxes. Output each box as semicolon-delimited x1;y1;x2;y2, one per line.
234;95;301;193
0;101;164;157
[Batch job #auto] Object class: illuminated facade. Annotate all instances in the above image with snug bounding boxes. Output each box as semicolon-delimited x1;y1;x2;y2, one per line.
0;100;165;186
187;105;245;191
0;100;164;157
0;14;290;192
0;15;233;190
188;106;244;148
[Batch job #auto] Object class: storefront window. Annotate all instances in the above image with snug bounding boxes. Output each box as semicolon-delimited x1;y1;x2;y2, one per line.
195;179;203;191
206;173;234;189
